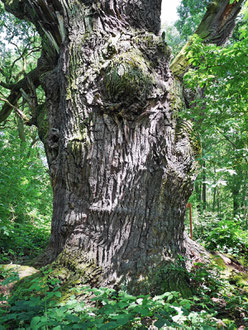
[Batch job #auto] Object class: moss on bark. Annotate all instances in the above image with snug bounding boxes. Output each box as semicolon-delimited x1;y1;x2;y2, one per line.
5;251;102;304
102;50;153;108
122;261;192;298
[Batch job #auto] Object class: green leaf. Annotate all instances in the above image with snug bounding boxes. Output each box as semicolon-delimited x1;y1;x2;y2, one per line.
154;318;167;328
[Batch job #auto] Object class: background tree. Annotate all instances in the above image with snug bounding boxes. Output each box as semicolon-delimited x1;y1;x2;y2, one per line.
161;23;184;58
0;0;245;295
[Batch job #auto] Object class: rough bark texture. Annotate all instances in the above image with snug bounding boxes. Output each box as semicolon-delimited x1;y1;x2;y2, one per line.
45;1;195;294
1;0;244;295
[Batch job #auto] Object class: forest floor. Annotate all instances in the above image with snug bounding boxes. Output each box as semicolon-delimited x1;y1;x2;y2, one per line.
0;243;248;329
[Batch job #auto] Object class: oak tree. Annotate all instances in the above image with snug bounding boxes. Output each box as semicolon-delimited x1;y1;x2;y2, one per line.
0;0;244;294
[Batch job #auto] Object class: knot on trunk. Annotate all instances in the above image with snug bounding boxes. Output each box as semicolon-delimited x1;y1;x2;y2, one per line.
101;51;153;114
96;33;171;118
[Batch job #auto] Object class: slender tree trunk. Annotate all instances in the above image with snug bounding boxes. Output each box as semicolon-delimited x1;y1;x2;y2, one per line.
195;181;202;214
202;161;207;211
217;187;221;215
241;174;248;225
212;187;216;212
16;116;26;144
230;161;242;217
2;0;244;295
232;185;240;217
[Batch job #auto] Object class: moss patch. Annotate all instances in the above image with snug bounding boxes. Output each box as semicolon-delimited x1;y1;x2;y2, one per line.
102;50;153;110
1;249;103;305
212;252;248;290
124;261;193;298
36;103;49;142
1;264;39;280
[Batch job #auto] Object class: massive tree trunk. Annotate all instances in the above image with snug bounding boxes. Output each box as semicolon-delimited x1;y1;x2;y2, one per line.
1;0;244;295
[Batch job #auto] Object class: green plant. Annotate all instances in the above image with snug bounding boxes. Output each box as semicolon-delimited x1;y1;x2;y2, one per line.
2;262;247;329
0;128;52;263
192;213;248;261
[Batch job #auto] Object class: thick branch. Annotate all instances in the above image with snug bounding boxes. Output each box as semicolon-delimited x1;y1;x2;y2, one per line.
196;0;244;45
0;67;40;123
170;0;245;79
0;80;13;90
2;0;67;60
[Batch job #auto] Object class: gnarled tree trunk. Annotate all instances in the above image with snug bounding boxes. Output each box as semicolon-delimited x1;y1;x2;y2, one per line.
1;0;244;295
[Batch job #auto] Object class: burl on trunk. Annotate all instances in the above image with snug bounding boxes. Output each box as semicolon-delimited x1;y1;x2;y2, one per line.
1;0;244;295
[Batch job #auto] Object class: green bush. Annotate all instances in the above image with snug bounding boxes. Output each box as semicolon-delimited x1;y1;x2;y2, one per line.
0;221;50;263
192;213;248;261
0;128;52;263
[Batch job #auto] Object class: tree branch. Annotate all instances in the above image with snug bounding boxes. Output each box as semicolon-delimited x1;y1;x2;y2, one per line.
0;80;13;90
0;67;40;123
170;0;246;79
196;0;244;45
0;96;29;122
2;0;67;59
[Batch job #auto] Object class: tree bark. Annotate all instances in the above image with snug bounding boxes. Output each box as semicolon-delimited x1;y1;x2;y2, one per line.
1;0;244;295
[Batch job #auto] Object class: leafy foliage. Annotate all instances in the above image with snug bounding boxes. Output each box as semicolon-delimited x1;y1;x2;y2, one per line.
0;2;50;263
0;123;52;263
192;213;248;262
175;0;211;41
161;23;184;57
182;1;248;229
0;2;41;84
0;262;247;329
